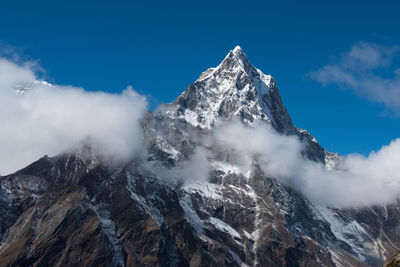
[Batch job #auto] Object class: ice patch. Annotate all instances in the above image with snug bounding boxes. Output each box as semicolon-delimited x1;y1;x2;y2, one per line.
316;205;367;261
92;204;124;267
207;217;241;240
183;182;223;200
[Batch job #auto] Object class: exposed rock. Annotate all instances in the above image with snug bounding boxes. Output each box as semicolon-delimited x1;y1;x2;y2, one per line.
384;251;400;267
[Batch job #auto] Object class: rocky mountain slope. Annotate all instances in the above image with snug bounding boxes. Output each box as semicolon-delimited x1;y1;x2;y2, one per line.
0;46;399;267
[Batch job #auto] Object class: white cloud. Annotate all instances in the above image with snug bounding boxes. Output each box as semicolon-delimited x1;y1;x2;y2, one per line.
150;119;400;207
0;58;147;175
204;121;400;208
159;147;212;182
310;41;400;115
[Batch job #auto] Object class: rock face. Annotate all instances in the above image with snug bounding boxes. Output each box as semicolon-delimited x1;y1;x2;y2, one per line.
0;46;400;267
384;251;400;267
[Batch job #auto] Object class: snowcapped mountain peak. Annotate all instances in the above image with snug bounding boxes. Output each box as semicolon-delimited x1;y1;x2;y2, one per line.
216;45;254;77
233;45;242;52
148;47;331;166
224;45;248;69
174;46;294;133
231;45;247;62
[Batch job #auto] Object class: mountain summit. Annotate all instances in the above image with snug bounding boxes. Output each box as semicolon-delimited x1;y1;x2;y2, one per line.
175;46;295;134
152;46;326;164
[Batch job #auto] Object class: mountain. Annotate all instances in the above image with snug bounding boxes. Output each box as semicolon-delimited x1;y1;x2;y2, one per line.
0;46;399;267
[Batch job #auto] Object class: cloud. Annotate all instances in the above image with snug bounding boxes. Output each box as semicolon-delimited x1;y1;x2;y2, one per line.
151;147;212;183
212;121;304;180
190;121;400;208
0;57;147;175
310;41;400;115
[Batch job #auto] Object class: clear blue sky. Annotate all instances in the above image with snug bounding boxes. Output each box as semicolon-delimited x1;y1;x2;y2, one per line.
1;0;399;155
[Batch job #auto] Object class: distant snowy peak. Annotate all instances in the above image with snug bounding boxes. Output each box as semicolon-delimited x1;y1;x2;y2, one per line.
175;46;295;134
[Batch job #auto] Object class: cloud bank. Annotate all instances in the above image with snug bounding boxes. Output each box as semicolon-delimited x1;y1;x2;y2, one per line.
310;41;400;115
0;58;147;175
185;121;400;208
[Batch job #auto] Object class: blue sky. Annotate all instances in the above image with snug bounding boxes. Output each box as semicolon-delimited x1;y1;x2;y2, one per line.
1;0;399;155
